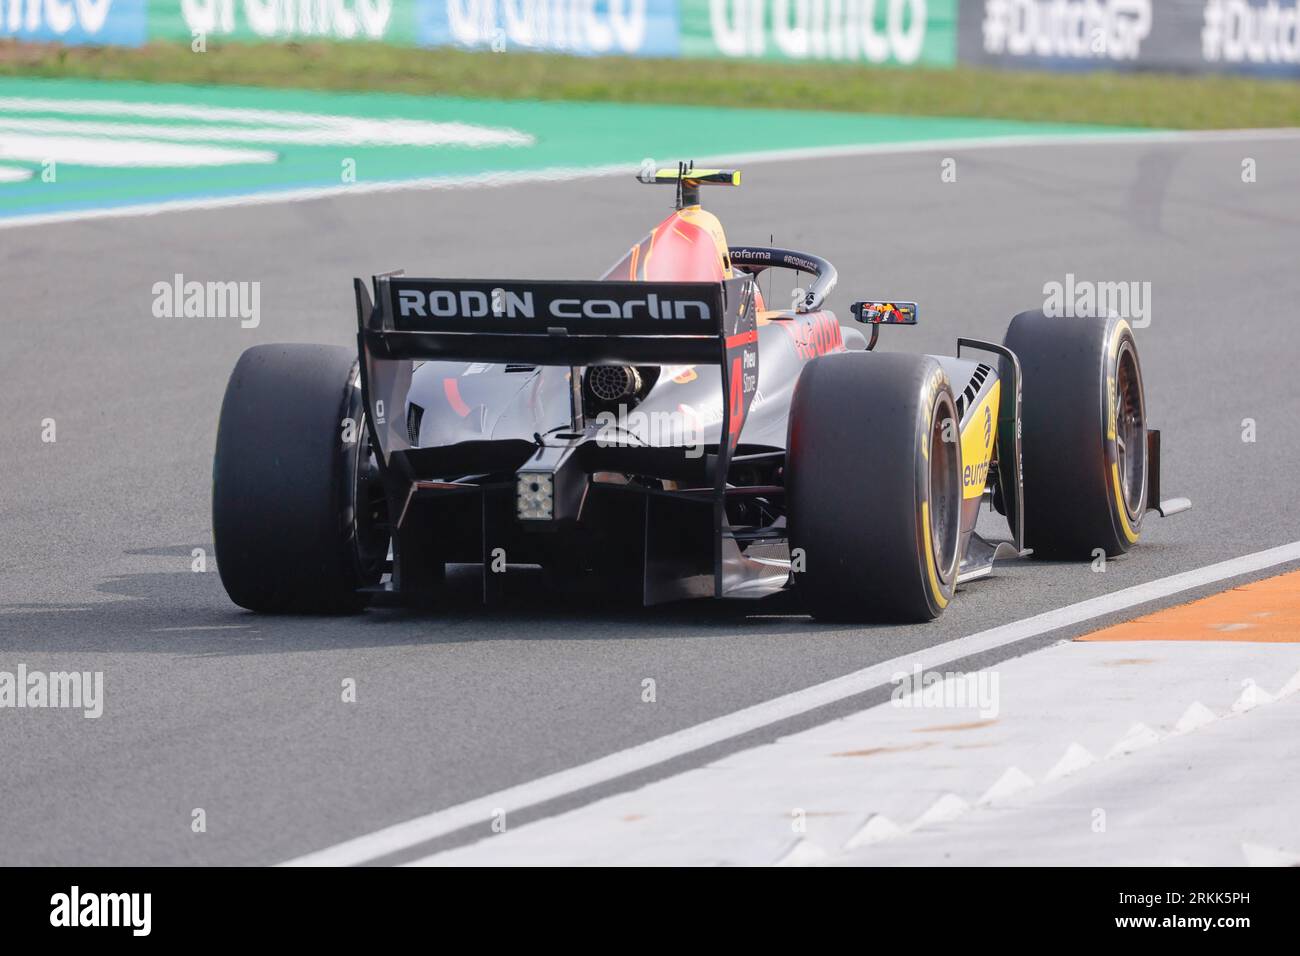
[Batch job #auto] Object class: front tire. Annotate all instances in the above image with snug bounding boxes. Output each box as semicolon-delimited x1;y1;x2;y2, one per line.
212;344;388;613
1004;311;1147;558
787;351;962;622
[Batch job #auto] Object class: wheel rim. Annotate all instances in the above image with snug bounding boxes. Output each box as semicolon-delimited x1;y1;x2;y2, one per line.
1115;341;1147;524
928;396;961;585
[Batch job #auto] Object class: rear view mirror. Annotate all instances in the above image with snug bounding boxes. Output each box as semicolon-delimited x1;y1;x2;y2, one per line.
851;301;918;325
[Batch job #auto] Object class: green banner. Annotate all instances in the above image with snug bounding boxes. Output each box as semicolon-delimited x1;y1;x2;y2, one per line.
146;0;421;46
3;0;955;65
681;0;957;66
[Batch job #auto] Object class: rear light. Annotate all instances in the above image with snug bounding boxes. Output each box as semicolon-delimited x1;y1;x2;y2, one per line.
516;473;554;521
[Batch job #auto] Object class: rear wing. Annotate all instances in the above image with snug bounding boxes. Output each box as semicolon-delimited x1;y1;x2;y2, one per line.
357;275;755;366
354;274;759;460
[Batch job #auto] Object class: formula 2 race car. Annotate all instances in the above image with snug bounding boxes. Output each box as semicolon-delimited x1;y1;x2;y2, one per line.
212;163;1189;622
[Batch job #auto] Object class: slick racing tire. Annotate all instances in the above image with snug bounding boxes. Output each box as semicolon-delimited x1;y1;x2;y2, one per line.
787;351;962;623
1004;310;1147;559
213;344;388;613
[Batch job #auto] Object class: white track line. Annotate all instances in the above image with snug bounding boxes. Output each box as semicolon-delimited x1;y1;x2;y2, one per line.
280;539;1300;866
6;126;1300;232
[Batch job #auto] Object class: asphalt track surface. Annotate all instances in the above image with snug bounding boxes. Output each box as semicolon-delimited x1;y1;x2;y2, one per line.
2;135;1299;865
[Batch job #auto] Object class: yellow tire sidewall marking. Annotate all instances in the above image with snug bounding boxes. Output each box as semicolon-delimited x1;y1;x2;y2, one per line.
921;501;950;609
1107;319;1139;544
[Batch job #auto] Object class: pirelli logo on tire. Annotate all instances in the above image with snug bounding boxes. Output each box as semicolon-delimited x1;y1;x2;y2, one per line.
920;367;950;461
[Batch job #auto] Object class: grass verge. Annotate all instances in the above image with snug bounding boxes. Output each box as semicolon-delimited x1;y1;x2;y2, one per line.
3;40;1298;129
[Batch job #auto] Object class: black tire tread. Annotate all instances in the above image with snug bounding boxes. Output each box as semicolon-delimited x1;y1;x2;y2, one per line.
1004;310;1137;558
787;351;953;623
212;344;371;613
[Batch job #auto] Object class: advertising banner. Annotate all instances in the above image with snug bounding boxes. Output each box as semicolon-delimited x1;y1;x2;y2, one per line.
146;0;678;55
680;0;958;65
1;0;147;45
1199;0;1300;75
4;0;1296;79
145;0;952;62
149;0;420;44
416;0;682;56
958;0;1300;77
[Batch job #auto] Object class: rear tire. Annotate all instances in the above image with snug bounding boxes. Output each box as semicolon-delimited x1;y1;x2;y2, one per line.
1004;311;1146;558
787;351;962;622
212;344;388;613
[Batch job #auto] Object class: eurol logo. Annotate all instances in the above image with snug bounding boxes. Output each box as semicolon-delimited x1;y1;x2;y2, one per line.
1;0;146;44
417;0;682;56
